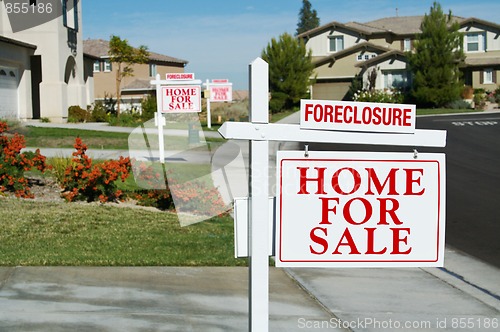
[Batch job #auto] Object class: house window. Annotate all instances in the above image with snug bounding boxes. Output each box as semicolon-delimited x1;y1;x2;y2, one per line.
466;33;485;52
104;60;112;72
483;68;493;84
93;61;100;72
62;0;78;31
357;54;363;61
149;63;157;77
383;70;410;89
364;54;370;60
403;38;411;51
329;36;344;52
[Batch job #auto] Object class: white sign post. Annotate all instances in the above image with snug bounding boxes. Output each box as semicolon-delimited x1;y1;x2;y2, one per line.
218;58;447;331
151;73;202;163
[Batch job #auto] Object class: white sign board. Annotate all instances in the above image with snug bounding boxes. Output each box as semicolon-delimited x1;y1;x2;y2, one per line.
209;84;232;102
161;85;201;113
166;73;195;80
276;150;446;268
300;100;416;134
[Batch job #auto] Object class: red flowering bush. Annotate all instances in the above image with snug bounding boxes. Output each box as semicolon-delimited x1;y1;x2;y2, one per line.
132;161;227;216
0;121;48;198
61;137;131;203
132;162;173;210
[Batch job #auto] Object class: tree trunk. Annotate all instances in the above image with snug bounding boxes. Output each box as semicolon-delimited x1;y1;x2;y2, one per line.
115;63;122;116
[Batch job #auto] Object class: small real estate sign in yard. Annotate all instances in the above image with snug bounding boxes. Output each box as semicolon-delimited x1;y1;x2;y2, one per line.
275;151;446;268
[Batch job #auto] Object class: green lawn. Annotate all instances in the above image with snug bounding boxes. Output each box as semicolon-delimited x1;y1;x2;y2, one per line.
0;199;244;266
14;126;130;149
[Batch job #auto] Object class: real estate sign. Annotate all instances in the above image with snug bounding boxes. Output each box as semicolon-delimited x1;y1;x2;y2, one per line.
276;150;446;268
161;85;201;113
300;100;416;134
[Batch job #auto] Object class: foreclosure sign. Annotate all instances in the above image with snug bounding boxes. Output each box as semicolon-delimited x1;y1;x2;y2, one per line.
300;100;416;134
276;151;446;268
161;85;201;113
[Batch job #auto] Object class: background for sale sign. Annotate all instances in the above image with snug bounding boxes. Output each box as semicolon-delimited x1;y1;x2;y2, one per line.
276;151;446;268
161;85;201;113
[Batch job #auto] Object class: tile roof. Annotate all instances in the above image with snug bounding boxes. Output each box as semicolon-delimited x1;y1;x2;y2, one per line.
299;15;499;38
83;39;188;65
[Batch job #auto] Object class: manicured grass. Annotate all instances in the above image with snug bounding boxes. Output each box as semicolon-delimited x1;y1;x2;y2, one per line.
0;198;245;266
14;126;130;149
416;108;483;116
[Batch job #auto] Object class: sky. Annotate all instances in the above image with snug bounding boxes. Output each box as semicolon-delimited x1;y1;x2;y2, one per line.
82;0;500;90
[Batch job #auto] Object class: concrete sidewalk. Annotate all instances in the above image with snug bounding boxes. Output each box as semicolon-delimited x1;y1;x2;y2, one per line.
0;247;498;331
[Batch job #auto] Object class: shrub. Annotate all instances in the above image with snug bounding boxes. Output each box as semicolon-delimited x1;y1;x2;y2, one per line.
446;99;472;109
353;89;404;104
0;121;49;198
141;95;157;121
61;138;131;202
68;105;90;123
88;101;108;122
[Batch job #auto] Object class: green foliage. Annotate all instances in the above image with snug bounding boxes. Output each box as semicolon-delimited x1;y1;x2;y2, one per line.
108;35;149;115
68;105;89;123
406;2;465;108
89;101;108;122
140;95;157;121
261;33;314;113
296;0;320;35
446;99;472;109
353;89;404;104
345;74;363;101
0;121;49;198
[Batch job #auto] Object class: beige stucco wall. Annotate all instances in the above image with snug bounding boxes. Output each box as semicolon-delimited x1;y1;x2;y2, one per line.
93;62;184;99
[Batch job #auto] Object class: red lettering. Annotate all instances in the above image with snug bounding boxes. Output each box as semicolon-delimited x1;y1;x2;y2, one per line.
332;228;361;255
403;109;412;126
377;198;403;225
393;108;402;126
324;104;334;122
313;104;323;122
344;105;353;124
343;197;372;225
319;197;339;225
372;107;382;125
404;168;425;195
310;227;328;254
297;167;327;195
365;168;399;195
304;104;313;121
365;228;388;254
390;228;412;254
334;105;343;123
331;167;361;195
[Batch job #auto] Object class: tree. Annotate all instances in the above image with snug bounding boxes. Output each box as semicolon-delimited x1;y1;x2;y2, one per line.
261;33;315;113
406;2;464;108
108;35;149;116
296;0;320;35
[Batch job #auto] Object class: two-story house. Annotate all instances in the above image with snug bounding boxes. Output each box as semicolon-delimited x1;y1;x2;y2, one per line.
299;15;500;100
83;39;188;111
0;0;90;122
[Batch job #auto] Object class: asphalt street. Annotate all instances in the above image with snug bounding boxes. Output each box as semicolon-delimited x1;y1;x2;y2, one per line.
302;111;500;268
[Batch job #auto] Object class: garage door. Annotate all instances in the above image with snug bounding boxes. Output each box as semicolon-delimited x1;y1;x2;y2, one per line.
312;82;351;101
0;66;19;118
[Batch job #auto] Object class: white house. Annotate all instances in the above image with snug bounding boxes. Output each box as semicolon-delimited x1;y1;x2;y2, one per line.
0;0;90;122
